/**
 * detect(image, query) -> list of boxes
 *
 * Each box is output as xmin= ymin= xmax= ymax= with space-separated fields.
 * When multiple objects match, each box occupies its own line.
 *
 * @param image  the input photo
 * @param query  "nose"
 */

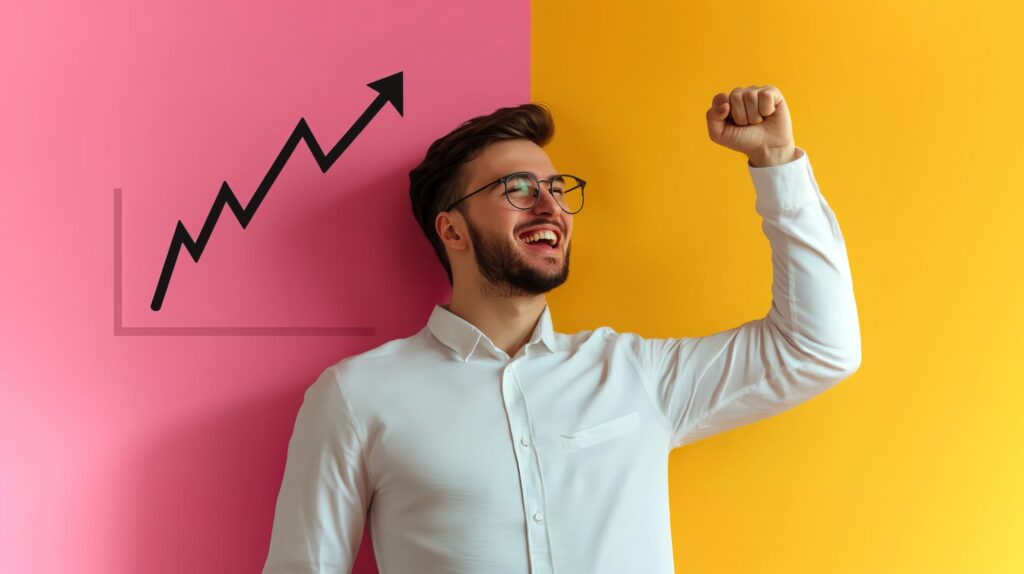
xmin=531 ymin=183 xmax=561 ymax=214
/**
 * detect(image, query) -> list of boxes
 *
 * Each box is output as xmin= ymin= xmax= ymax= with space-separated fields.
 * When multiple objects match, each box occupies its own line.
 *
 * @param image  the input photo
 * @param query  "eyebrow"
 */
xmin=503 ymin=171 xmax=561 ymax=180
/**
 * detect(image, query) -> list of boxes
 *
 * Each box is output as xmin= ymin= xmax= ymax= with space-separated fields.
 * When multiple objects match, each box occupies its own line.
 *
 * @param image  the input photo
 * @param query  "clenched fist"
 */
xmin=706 ymin=85 xmax=797 ymax=167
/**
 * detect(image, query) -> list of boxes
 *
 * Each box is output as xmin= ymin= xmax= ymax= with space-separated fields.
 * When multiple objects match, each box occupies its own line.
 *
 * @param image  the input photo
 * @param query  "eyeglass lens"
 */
xmin=504 ymin=174 xmax=584 ymax=213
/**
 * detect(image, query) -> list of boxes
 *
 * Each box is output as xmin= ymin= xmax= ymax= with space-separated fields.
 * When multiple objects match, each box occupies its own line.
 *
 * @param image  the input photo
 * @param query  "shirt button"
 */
xmin=520 ymin=436 xmax=531 ymax=447
xmin=533 ymin=512 xmax=544 ymax=522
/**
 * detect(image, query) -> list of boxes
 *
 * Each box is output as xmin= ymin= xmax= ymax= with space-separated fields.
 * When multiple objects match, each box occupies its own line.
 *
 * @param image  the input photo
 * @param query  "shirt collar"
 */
xmin=427 ymin=303 xmax=557 ymax=362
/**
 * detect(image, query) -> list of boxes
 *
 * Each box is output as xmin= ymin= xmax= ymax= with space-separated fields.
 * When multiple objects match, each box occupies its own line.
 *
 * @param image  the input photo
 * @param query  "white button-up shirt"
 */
xmin=262 ymin=147 xmax=862 ymax=574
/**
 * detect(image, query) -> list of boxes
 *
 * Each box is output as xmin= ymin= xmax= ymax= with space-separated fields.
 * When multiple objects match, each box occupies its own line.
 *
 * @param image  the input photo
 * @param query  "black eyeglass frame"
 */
xmin=443 ymin=171 xmax=586 ymax=214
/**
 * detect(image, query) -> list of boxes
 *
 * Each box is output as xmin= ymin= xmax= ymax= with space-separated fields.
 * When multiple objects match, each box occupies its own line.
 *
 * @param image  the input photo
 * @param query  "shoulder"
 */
xmin=562 ymin=324 xmax=633 ymax=343
xmin=326 ymin=328 xmax=430 ymax=379
xmin=552 ymin=324 xmax=639 ymax=353
xmin=559 ymin=325 xmax=659 ymax=364
xmin=308 ymin=327 xmax=450 ymax=407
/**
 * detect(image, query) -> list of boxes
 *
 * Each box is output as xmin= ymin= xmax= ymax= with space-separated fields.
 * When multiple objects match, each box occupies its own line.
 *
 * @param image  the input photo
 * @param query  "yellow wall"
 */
xmin=533 ymin=1 xmax=1024 ymax=571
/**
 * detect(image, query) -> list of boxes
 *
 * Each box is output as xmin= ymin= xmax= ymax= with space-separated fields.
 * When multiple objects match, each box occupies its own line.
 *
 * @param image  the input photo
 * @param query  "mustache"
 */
xmin=516 ymin=219 xmax=563 ymax=234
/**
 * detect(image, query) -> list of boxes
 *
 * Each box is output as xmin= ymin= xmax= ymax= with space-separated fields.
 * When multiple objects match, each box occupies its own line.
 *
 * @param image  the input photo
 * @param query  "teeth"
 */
xmin=521 ymin=230 xmax=558 ymax=245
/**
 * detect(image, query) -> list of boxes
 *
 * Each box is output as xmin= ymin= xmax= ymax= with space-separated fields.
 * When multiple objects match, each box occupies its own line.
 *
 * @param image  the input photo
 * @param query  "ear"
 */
xmin=435 ymin=211 xmax=469 ymax=252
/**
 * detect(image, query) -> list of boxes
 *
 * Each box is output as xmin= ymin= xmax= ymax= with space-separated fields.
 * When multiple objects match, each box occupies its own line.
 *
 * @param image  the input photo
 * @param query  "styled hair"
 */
xmin=408 ymin=102 xmax=555 ymax=286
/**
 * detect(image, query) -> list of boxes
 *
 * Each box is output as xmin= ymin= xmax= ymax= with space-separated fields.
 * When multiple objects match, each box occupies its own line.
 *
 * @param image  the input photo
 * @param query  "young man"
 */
xmin=262 ymin=86 xmax=862 ymax=574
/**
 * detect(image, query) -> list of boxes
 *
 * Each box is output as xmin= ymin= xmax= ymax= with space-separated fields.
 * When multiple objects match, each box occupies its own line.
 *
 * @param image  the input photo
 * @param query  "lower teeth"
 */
xmin=522 ymin=239 xmax=556 ymax=249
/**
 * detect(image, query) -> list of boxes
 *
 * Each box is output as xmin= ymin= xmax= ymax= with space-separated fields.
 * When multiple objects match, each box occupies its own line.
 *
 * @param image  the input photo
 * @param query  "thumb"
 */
xmin=707 ymin=94 xmax=730 ymax=137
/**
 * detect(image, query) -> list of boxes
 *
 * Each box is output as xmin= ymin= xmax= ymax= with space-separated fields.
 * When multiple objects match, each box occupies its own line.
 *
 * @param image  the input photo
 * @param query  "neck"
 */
xmin=445 ymin=282 xmax=547 ymax=358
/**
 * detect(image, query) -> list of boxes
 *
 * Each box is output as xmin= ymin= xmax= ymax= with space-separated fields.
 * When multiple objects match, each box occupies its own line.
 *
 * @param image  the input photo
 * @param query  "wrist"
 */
xmin=747 ymin=144 xmax=798 ymax=168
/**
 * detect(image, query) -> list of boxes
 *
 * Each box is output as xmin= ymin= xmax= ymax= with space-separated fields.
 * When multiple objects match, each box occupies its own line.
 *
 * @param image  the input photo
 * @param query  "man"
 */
xmin=262 ymin=86 xmax=862 ymax=574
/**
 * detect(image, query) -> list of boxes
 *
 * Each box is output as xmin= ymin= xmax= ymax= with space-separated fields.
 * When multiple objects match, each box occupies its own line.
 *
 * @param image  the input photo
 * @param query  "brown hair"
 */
xmin=408 ymin=102 xmax=555 ymax=286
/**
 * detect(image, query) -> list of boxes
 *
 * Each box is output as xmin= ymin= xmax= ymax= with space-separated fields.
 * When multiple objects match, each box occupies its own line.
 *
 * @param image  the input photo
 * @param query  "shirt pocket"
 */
xmin=560 ymin=410 xmax=641 ymax=450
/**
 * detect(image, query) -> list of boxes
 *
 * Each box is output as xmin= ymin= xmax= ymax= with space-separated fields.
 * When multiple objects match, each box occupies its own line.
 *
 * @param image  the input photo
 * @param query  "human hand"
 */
xmin=706 ymin=85 xmax=796 ymax=167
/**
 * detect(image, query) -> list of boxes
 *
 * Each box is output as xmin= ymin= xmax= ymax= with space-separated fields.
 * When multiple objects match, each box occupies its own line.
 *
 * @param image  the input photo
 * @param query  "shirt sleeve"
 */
xmin=617 ymin=146 xmax=862 ymax=449
xmin=262 ymin=366 xmax=372 ymax=573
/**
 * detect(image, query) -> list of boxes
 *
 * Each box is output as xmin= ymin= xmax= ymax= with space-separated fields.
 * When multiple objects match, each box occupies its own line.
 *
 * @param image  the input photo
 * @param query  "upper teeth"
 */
xmin=522 ymin=230 xmax=558 ymax=245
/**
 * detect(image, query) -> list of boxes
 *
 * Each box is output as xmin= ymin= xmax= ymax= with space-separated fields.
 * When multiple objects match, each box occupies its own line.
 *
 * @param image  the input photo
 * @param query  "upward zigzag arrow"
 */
xmin=150 ymin=71 xmax=403 ymax=311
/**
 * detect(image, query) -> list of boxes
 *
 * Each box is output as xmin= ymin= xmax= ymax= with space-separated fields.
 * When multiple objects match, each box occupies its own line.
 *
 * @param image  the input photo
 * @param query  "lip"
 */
xmin=521 ymin=240 xmax=562 ymax=255
xmin=518 ymin=234 xmax=562 ymax=255
xmin=516 ymin=225 xmax=562 ymax=245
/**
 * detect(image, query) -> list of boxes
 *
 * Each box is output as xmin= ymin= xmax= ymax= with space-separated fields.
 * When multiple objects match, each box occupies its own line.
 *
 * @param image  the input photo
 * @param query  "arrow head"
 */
xmin=367 ymin=71 xmax=404 ymax=117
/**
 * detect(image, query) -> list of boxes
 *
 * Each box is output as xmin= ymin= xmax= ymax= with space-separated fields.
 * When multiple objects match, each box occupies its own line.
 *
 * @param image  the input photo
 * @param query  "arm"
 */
xmin=620 ymin=144 xmax=861 ymax=448
xmin=262 ymin=367 xmax=371 ymax=573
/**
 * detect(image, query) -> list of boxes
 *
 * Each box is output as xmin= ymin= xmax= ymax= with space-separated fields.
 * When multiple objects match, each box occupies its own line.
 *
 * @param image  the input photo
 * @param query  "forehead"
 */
xmin=466 ymin=139 xmax=559 ymax=183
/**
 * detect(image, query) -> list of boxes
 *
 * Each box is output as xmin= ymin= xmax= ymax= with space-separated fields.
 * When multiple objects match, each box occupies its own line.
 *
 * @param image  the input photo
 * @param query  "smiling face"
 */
xmin=438 ymin=138 xmax=574 ymax=296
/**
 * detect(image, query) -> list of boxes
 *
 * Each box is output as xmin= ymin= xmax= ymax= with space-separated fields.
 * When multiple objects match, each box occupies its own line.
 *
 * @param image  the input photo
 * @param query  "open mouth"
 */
xmin=517 ymin=229 xmax=561 ymax=252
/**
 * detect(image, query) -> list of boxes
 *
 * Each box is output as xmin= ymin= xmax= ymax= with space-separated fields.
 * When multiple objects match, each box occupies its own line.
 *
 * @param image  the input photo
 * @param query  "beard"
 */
xmin=463 ymin=213 xmax=570 ymax=297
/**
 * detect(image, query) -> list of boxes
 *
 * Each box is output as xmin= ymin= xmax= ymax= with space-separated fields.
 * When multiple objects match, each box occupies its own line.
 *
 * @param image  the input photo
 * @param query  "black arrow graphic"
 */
xmin=150 ymin=71 xmax=403 ymax=311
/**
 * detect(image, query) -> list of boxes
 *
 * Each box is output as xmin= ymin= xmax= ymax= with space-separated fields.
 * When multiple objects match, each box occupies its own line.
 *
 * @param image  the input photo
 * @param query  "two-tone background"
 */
xmin=2 ymin=0 xmax=1021 ymax=572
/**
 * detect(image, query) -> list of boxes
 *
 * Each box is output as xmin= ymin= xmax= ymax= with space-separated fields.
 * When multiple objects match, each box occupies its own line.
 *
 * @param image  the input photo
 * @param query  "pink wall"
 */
xmin=0 ymin=1 xmax=529 ymax=572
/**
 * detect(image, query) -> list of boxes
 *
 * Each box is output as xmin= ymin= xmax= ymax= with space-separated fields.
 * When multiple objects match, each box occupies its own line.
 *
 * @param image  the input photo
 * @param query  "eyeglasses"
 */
xmin=444 ymin=171 xmax=586 ymax=214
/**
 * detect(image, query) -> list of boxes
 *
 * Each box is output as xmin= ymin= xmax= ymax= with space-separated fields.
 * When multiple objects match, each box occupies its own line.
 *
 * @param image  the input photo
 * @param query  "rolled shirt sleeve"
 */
xmin=619 ymin=146 xmax=862 ymax=449
xmin=262 ymin=367 xmax=372 ymax=573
